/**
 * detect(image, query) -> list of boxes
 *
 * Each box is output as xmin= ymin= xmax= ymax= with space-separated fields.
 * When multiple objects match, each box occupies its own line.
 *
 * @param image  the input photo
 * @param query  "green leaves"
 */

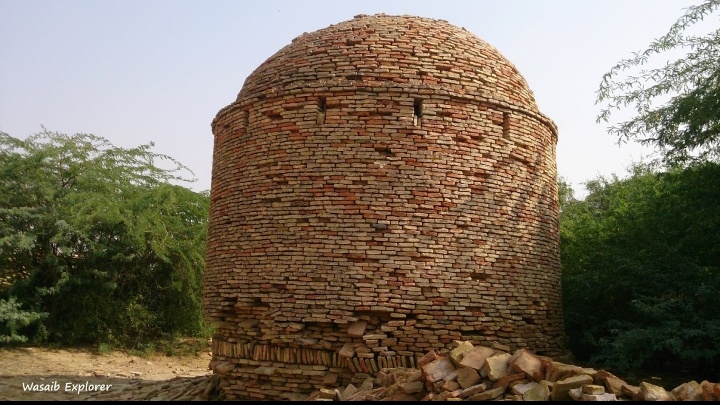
xmin=596 ymin=0 xmax=720 ymax=165
xmin=0 ymin=129 xmax=209 ymax=347
xmin=0 ymin=297 xmax=47 ymax=343
xmin=560 ymin=162 xmax=720 ymax=377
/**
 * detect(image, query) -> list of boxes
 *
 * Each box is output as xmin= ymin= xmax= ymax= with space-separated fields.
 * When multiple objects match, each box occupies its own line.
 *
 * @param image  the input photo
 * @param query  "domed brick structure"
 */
xmin=204 ymin=14 xmax=566 ymax=400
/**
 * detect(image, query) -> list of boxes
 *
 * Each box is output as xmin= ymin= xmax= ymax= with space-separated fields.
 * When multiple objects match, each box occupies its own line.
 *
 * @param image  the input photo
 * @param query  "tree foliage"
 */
xmin=596 ymin=0 xmax=720 ymax=165
xmin=560 ymin=162 xmax=720 ymax=377
xmin=0 ymin=129 xmax=209 ymax=347
xmin=0 ymin=297 xmax=47 ymax=343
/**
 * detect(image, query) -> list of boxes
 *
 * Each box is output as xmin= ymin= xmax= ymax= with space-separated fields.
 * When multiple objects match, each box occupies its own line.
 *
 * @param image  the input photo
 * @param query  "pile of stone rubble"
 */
xmin=307 ymin=341 xmax=720 ymax=401
xmin=81 ymin=340 xmax=719 ymax=401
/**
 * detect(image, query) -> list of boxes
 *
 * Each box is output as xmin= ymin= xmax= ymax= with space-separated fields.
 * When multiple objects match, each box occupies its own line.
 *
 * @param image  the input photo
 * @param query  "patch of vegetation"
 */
xmin=97 ymin=342 xmax=113 ymax=355
xmin=0 ymin=129 xmax=211 ymax=349
xmin=560 ymin=162 xmax=720 ymax=379
xmin=0 ymin=297 xmax=47 ymax=343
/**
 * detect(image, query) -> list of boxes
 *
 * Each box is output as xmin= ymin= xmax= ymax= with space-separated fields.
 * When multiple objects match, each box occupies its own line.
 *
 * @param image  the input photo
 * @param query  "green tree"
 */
xmin=596 ymin=0 xmax=720 ymax=165
xmin=560 ymin=162 xmax=720 ymax=377
xmin=0 ymin=129 xmax=209 ymax=346
xmin=0 ymin=297 xmax=46 ymax=343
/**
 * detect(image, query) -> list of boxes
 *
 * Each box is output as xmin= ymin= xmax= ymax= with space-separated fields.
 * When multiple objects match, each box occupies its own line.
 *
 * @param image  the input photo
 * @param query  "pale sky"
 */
xmin=0 ymin=0 xmax=703 ymax=197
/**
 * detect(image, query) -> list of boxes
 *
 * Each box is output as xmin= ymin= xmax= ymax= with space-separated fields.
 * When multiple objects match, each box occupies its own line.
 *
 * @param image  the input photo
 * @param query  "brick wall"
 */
xmin=204 ymin=14 xmax=566 ymax=400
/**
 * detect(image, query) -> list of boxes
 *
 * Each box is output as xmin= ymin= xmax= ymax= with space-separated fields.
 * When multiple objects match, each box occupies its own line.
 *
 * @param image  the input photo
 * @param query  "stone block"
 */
xmin=545 ymin=361 xmax=596 ymax=382
xmin=338 ymin=342 xmax=355 ymax=358
xmin=322 ymin=372 xmax=338 ymax=385
xmin=581 ymin=393 xmax=618 ymax=401
xmin=422 ymin=357 xmax=456 ymax=383
xmin=341 ymin=384 xmax=357 ymax=400
xmin=459 ymin=382 xmax=489 ymax=398
xmin=400 ymin=380 xmax=425 ymax=394
xmin=670 ymin=380 xmax=702 ymax=401
xmin=459 ymin=346 xmax=495 ymax=371
xmin=408 ymin=369 xmax=423 ymax=383
xmin=442 ymin=369 xmax=459 ymax=383
xmin=568 ymin=386 xmax=584 ymax=400
xmin=443 ymin=380 xmax=460 ymax=392
xmin=417 ymin=350 xmax=439 ymax=368
xmin=482 ymin=352 xmax=511 ymax=381
xmin=211 ymin=361 xmax=234 ymax=373
xmin=491 ymin=372 xmax=526 ymax=390
xmin=449 ymin=340 xmax=474 ymax=366
xmin=362 ymin=333 xmax=387 ymax=340
xmin=491 ymin=342 xmax=511 ymax=352
xmin=375 ymin=371 xmax=390 ymax=387
xmin=639 ymin=381 xmax=673 ymax=401
xmin=467 ymin=386 xmax=505 ymax=401
xmin=255 ymin=366 xmax=276 ymax=375
xmin=523 ymin=382 xmax=550 ymax=401
xmin=359 ymin=376 xmax=374 ymax=392
xmin=456 ymin=366 xmax=481 ymax=389
xmin=511 ymin=381 xmax=537 ymax=396
xmin=551 ymin=374 xmax=593 ymax=401
xmin=583 ymin=384 xmax=606 ymax=395
xmin=508 ymin=349 xmax=543 ymax=381
xmin=600 ymin=375 xmax=628 ymax=396
xmin=621 ymin=383 xmax=641 ymax=400
xmin=593 ymin=369 xmax=619 ymax=386
xmin=701 ymin=380 xmax=720 ymax=401
xmin=318 ymin=388 xmax=337 ymax=399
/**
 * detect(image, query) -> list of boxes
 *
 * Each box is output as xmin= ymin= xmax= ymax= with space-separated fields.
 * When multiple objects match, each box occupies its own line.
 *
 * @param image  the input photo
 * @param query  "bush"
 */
xmin=560 ymin=162 xmax=720 ymax=377
xmin=0 ymin=130 xmax=210 ymax=347
xmin=0 ymin=297 xmax=46 ymax=343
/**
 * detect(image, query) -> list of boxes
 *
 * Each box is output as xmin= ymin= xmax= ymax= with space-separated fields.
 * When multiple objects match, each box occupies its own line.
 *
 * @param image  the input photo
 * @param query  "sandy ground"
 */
xmin=0 ymin=346 xmax=212 ymax=400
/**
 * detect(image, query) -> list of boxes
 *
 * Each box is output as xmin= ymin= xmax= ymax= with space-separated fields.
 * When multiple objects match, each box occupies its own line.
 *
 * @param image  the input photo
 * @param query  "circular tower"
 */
xmin=204 ymin=14 xmax=565 ymax=400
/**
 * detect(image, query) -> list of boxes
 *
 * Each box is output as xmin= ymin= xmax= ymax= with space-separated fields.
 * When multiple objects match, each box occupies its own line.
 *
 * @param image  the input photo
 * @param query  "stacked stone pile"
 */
xmin=73 ymin=340 xmax=718 ymax=401
xmin=307 ymin=341 xmax=720 ymax=401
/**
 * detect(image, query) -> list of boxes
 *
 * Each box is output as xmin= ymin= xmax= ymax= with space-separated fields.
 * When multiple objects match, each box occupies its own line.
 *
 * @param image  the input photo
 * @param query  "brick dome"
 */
xmin=205 ymin=14 xmax=565 ymax=400
xmin=231 ymin=14 xmax=545 ymax=117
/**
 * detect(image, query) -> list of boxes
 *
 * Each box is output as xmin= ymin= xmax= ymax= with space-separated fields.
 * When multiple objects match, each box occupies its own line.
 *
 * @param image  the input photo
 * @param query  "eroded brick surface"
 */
xmin=203 ymin=13 xmax=566 ymax=400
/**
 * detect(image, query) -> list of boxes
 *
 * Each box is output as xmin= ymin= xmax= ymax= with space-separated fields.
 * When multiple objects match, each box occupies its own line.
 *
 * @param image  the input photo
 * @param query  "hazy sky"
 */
xmin=0 ymin=0 xmax=703 ymax=196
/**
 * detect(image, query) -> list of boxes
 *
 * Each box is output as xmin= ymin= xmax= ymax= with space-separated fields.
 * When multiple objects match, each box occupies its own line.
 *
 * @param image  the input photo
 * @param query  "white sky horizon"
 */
xmin=0 ymin=0 xmax=706 ymax=198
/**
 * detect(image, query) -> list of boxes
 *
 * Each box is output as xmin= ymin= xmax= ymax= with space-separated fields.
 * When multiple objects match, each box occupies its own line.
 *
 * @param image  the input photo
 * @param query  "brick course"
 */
xmin=204 ymin=14 xmax=566 ymax=400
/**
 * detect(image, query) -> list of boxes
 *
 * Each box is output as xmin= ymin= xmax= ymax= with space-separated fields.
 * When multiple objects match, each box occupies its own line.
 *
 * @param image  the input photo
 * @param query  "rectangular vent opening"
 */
xmin=470 ymin=271 xmax=490 ymax=281
xmin=413 ymin=98 xmax=423 ymax=127
xmin=241 ymin=109 xmax=249 ymax=128
xmin=317 ymin=96 xmax=327 ymax=124
xmin=502 ymin=111 xmax=511 ymax=139
xmin=374 ymin=145 xmax=394 ymax=157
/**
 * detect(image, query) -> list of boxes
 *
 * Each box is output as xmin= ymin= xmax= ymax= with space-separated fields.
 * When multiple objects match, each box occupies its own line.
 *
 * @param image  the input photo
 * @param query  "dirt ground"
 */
xmin=0 ymin=345 xmax=213 ymax=401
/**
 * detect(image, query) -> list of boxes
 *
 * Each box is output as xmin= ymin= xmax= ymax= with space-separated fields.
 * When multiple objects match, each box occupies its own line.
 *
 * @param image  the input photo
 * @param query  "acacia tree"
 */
xmin=0 ymin=129 xmax=209 ymax=346
xmin=596 ymin=0 xmax=720 ymax=165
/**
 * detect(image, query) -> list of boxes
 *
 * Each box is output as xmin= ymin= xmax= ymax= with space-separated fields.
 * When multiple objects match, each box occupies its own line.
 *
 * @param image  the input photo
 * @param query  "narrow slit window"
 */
xmin=413 ymin=98 xmax=423 ymax=127
xmin=317 ymin=97 xmax=327 ymax=124
xmin=502 ymin=111 xmax=511 ymax=139
xmin=241 ymin=109 xmax=249 ymax=128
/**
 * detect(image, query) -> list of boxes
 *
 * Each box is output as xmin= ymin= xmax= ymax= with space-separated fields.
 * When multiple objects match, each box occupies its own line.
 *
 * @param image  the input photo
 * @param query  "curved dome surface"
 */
xmin=228 ymin=14 xmax=546 ymax=122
